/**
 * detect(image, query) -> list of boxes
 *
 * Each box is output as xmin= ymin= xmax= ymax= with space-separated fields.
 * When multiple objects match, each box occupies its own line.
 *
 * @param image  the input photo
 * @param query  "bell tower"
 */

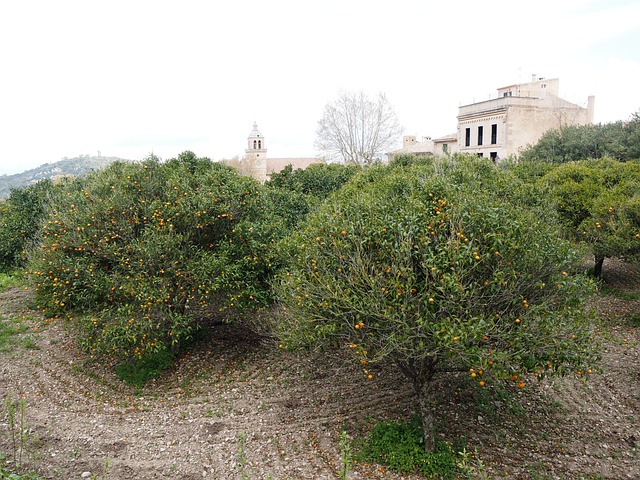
xmin=245 ymin=122 xmax=267 ymax=181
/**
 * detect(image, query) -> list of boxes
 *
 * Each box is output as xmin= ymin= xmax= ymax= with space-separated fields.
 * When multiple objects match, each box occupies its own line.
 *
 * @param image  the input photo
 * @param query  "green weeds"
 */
xmin=115 ymin=348 xmax=175 ymax=388
xmin=0 ymin=273 xmax=22 ymax=293
xmin=0 ymin=320 xmax=29 ymax=354
xmin=90 ymin=458 xmax=111 ymax=480
xmin=0 ymin=464 xmax=44 ymax=479
xmin=456 ymin=447 xmax=489 ymax=479
xmin=338 ymin=428 xmax=352 ymax=480
xmin=2 ymin=395 xmax=29 ymax=467
xmin=1 ymin=394 xmax=40 ymax=477
xmin=600 ymin=283 xmax=640 ymax=301
xmin=355 ymin=417 xmax=457 ymax=478
xmin=236 ymin=432 xmax=249 ymax=480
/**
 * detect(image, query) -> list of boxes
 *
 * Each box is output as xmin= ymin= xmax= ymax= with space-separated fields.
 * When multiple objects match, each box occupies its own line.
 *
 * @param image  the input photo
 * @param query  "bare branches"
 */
xmin=315 ymin=90 xmax=403 ymax=165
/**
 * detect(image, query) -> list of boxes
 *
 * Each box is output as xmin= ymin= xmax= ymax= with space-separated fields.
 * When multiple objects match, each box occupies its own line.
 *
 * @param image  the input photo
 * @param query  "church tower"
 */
xmin=245 ymin=122 xmax=267 ymax=182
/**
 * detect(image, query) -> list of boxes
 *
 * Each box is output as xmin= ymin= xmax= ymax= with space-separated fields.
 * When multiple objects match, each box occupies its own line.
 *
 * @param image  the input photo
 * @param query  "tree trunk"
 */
xmin=397 ymin=359 xmax=438 ymax=452
xmin=414 ymin=379 xmax=435 ymax=452
xmin=593 ymin=255 xmax=605 ymax=278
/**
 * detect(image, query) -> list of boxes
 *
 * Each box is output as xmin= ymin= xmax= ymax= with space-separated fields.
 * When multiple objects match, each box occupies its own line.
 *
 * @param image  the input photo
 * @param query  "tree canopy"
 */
xmin=0 ymin=179 xmax=54 ymax=272
xmin=26 ymin=153 xmax=284 ymax=362
xmin=276 ymin=156 xmax=598 ymax=451
xmin=519 ymin=111 xmax=640 ymax=164
xmin=542 ymin=158 xmax=640 ymax=276
xmin=314 ymin=90 xmax=403 ymax=164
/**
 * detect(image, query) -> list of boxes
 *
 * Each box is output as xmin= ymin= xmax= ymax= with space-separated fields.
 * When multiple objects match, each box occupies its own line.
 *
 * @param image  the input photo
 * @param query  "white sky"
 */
xmin=1 ymin=0 xmax=639 ymax=176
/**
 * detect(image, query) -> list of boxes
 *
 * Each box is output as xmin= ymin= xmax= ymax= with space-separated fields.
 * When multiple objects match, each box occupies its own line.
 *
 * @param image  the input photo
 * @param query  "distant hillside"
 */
xmin=0 ymin=155 xmax=132 ymax=199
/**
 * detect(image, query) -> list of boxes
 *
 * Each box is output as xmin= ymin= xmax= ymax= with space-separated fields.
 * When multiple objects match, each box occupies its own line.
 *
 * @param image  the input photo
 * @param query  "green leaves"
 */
xmin=25 ymin=153 xmax=287 ymax=362
xmin=0 ymin=179 xmax=54 ymax=272
xmin=357 ymin=417 xmax=457 ymax=477
xmin=519 ymin=115 xmax=640 ymax=164
xmin=542 ymin=158 xmax=640 ymax=273
xmin=276 ymin=156 xmax=598 ymax=387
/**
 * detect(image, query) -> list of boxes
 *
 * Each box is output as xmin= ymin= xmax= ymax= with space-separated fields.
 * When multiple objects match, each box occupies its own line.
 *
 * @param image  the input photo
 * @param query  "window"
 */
xmin=490 ymin=152 xmax=498 ymax=161
xmin=491 ymin=124 xmax=497 ymax=144
xmin=477 ymin=126 xmax=483 ymax=146
xmin=253 ymin=140 xmax=257 ymax=149
xmin=465 ymin=128 xmax=470 ymax=147
xmin=477 ymin=153 xmax=483 ymax=158
xmin=443 ymin=144 xmax=449 ymax=154
xmin=258 ymin=140 xmax=262 ymax=149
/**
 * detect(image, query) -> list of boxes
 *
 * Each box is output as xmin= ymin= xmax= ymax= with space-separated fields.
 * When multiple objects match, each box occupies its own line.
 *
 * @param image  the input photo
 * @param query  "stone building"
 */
xmin=391 ymin=77 xmax=594 ymax=162
xmin=243 ymin=122 xmax=324 ymax=182
xmin=432 ymin=133 xmax=457 ymax=156
xmin=387 ymin=135 xmax=435 ymax=162
xmin=456 ymin=76 xmax=594 ymax=160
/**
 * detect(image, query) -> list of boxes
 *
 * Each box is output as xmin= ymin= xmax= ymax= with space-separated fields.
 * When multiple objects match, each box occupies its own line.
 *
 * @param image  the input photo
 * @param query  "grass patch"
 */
xmin=0 ymin=272 xmax=22 ymax=293
xmin=115 ymin=348 xmax=175 ymax=388
xmin=355 ymin=417 xmax=458 ymax=478
xmin=599 ymin=283 xmax=640 ymax=301
xmin=20 ymin=337 xmax=40 ymax=351
xmin=0 ymin=319 xmax=29 ymax=353
xmin=631 ymin=315 xmax=640 ymax=328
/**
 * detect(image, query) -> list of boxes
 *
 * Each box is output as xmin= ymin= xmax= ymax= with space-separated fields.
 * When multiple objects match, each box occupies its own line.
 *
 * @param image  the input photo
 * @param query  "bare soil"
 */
xmin=1 ymin=258 xmax=639 ymax=479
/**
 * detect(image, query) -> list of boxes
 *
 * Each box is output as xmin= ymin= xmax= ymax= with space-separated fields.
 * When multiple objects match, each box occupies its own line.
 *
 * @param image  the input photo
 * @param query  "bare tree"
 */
xmin=315 ymin=90 xmax=403 ymax=164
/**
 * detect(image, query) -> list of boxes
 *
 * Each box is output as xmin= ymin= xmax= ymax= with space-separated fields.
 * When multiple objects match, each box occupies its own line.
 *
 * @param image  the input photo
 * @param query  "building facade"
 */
xmin=243 ymin=123 xmax=324 ymax=182
xmin=456 ymin=77 xmax=594 ymax=160
xmin=432 ymin=133 xmax=457 ymax=156
xmin=391 ymin=77 xmax=594 ymax=162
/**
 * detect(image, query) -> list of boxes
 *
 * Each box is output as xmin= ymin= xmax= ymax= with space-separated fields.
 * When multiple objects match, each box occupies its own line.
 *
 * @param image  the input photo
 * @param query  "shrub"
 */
xmin=262 ymin=187 xmax=317 ymax=231
xmin=0 ymin=180 xmax=54 ymax=273
xmin=519 ymin=113 xmax=640 ymax=164
xmin=264 ymin=162 xmax=362 ymax=235
xmin=542 ymin=158 xmax=640 ymax=276
xmin=276 ymin=156 xmax=598 ymax=451
xmin=268 ymin=163 xmax=360 ymax=200
xmin=26 ymin=153 xmax=282 ymax=362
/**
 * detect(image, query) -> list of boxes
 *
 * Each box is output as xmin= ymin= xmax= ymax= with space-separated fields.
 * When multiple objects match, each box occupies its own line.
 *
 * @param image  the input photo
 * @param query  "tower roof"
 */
xmin=248 ymin=122 xmax=262 ymax=139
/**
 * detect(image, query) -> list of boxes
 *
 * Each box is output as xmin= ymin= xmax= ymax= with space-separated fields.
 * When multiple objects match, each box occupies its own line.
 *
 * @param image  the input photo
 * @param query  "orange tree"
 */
xmin=265 ymin=163 xmax=362 ymax=232
xmin=268 ymin=163 xmax=361 ymax=200
xmin=0 ymin=179 xmax=54 ymax=273
xmin=26 ymin=152 xmax=283 ymax=362
xmin=542 ymin=158 xmax=640 ymax=276
xmin=519 ymin=112 xmax=640 ymax=163
xmin=275 ymin=156 xmax=598 ymax=451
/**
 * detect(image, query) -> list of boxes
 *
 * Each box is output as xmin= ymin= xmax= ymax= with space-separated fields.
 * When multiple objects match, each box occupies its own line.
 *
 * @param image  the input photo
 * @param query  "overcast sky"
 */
xmin=1 ymin=0 xmax=639 ymax=176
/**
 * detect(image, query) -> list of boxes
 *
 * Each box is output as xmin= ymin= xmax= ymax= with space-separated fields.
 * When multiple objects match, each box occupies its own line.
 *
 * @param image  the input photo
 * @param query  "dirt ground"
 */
xmin=1 ymin=258 xmax=639 ymax=479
